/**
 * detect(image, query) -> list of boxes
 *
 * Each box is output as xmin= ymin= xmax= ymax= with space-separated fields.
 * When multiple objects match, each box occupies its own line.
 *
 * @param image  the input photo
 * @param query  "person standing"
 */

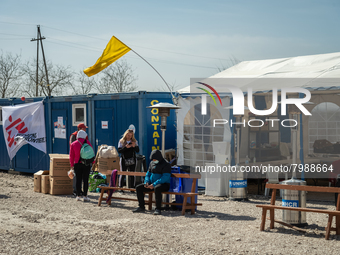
xmin=69 ymin=130 xmax=94 ymax=202
xmin=69 ymin=123 xmax=88 ymax=196
xmin=118 ymin=129 xmax=139 ymax=189
xmin=69 ymin=123 xmax=88 ymax=146
xmin=133 ymin=150 xmax=171 ymax=215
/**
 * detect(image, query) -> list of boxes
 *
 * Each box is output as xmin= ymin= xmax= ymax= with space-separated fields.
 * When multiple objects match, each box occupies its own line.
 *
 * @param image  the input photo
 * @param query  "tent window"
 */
xmin=308 ymin=102 xmax=340 ymax=154
xmin=72 ymin=104 xmax=86 ymax=126
xmin=183 ymin=103 xmax=223 ymax=166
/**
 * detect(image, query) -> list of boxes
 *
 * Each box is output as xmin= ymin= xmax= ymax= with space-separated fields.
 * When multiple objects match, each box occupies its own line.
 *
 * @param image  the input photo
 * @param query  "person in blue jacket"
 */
xmin=133 ymin=149 xmax=171 ymax=215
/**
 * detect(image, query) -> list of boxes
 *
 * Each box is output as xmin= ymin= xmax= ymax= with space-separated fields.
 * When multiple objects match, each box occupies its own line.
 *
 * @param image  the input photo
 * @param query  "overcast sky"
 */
xmin=1 ymin=0 xmax=339 ymax=93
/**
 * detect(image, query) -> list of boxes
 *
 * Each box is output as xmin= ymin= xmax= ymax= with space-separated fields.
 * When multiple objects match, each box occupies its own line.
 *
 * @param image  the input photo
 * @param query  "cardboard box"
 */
xmin=49 ymin=154 xmax=70 ymax=177
xmin=97 ymin=157 xmax=120 ymax=174
xmin=34 ymin=170 xmax=49 ymax=192
xmin=50 ymin=176 xmax=73 ymax=195
xmin=41 ymin=175 xmax=50 ymax=194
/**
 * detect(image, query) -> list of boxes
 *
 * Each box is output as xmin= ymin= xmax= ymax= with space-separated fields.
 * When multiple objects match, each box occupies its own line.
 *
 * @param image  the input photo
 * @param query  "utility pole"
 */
xmin=31 ymin=25 xmax=50 ymax=97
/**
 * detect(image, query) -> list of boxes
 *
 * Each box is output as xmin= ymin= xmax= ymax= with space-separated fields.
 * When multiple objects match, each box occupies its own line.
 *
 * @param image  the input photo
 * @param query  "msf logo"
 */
xmin=200 ymin=84 xmax=312 ymax=116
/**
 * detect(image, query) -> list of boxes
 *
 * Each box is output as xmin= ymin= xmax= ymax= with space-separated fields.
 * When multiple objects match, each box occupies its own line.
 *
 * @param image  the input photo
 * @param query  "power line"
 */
xmin=40 ymin=25 xmax=235 ymax=62
xmin=0 ymin=22 xmax=227 ymax=69
xmin=1 ymin=21 xmax=235 ymax=62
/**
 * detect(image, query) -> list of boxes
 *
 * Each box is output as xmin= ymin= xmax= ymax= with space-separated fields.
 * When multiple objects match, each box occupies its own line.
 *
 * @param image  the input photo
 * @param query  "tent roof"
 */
xmin=178 ymin=52 xmax=340 ymax=94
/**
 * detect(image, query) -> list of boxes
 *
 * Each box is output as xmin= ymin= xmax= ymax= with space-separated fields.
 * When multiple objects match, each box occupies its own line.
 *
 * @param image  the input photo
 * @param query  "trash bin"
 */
xmin=229 ymin=165 xmax=247 ymax=200
xmin=173 ymin=166 xmax=198 ymax=210
xmin=281 ymin=178 xmax=307 ymax=227
xmin=134 ymin=155 xmax=146 ymax=186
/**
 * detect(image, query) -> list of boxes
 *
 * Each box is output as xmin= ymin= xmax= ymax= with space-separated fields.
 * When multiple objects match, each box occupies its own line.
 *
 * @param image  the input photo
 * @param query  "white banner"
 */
xmin=2 ymin=101 xmax=46 ymax=160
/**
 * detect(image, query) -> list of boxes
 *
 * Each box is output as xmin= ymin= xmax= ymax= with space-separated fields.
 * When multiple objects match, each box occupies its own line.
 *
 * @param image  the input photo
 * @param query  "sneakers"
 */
xmin=132 ymin=207 xmax=145 ymax=213
xmin=83 ymin=196 xmax=90 ymax=202
xmin=76 ymin=196 xmax=82 ymax=201
xmin=153 ymin=209 xmax=161 ymax=215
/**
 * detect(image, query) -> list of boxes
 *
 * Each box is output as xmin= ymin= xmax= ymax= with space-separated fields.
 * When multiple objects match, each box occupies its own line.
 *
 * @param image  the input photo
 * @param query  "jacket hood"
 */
xmin=150 ymin=150 xmax=164 ymax=162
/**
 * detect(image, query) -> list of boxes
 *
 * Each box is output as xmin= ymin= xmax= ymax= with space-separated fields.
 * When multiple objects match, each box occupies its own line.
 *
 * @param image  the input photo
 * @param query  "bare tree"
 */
xmin=0 ymin=51 xmax=23 ymax=98
xmin=68 ymin=70 xmax=97 ymax=95
xmin=22 ymin=59 xmax=74 ymax=97
xmin=157 ymin=80 xmax=182 ymax=92
xmin=216 ymin=56 xmax=241 ymax=72
xmin=96 ymin=60 xmax=138 ymax=93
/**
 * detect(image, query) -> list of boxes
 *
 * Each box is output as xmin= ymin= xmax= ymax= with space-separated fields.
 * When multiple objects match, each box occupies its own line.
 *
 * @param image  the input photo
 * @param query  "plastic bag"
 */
xmin=99 ymin=146 xmax=118 ymax=158
xmin=88 ymin=171 xmax=106 ymax=192
xmin=68 ymin=169 xmax=75 ymax=179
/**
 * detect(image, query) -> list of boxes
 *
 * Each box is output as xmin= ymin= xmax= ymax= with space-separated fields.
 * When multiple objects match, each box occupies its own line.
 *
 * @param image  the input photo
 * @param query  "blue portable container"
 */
xmin=173 ymin=166 xmax=198 ymax=210
xmin=170 ymin=166 xmax=181 ymax=192
xmin=0 ymin=91 xmax=177 ymax=173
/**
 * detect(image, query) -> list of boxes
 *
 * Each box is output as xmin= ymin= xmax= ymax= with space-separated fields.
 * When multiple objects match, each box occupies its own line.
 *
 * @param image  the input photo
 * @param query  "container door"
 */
xmin=15 ymin=144 xmax=29 ymax=171
xmin=95 ymin=108 xmax=114 ymax=149
xmin=52 ymin=109 xmax=68 ymax=154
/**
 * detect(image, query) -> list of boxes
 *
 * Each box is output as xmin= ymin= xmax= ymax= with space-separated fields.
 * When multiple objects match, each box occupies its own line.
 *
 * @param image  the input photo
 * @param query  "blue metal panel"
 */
xmin=114 ymin=98 xmax=139 ymax=149
xmin=95 ymin=108 xmax=114 ymax=147
xmin=143 ymin=92 xmax=177 ymax=166
xmin=0 ymin=125 xmax=10 ymax=170
xmin=15 ymin=144 xmax=30 ymax=170
xmin=0 ymin=92 xmax=177 ymax=173
xmin=51 ymin=109 xmax=68 ymax=153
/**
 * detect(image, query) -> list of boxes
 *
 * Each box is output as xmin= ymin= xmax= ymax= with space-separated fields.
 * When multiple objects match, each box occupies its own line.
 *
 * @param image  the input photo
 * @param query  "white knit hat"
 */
xmin=77 ymin=130 xmax=87 ymax=139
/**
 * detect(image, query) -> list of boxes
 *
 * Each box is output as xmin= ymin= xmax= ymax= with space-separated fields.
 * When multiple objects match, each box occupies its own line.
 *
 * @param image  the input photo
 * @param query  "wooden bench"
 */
xmin=97 ymin=171 xmax=202 ymax=215
xmin=256 ymin=183 xmax=340 ymax=240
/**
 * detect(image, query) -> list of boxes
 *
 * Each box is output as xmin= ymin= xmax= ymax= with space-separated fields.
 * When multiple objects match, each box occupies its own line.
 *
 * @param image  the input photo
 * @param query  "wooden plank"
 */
xmin=116 ymin=171 xmax=201 ymax=179
xmin=116 ymin=172 xmax=146 ymax=177
xmin=256 ymin=205 xmax=340 ymax=215
xmin=325 ymin=215 xmax=333 ymax=240
xmin=270 ymin=209 xmax=275 ymax=229
xmin=266 ymin=183 xmax=340 ymax=193
xmin=266 ymin=217 xmax=307 ymax=233
xmin=270 ymin=189 xmax=276 ymax=205
xmin=260 ymin=209 xmax=267 ymax=231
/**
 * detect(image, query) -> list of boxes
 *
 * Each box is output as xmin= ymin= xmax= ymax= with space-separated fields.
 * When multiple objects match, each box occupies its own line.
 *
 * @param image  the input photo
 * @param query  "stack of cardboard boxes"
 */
xmin=49 ymin=154 xmax=73 ymax=195
xmin=34 ymin=151 xmax=120 ymax=194
xmin=34 ymin=170 xmax=50 ymax=193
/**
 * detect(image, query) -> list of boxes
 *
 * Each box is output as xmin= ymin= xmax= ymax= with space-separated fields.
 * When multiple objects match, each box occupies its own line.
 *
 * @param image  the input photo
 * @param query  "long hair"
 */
xmin=119 ymin=129 xmax=137 ymax=145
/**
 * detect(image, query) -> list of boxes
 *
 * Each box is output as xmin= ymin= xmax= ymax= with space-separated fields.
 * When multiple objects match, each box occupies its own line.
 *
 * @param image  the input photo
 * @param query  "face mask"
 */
xmin=153 ymin=160 xmax=159 ymax=164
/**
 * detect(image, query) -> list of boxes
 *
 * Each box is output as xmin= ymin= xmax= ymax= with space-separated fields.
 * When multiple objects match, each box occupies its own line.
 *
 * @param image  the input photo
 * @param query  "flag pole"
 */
xmin=114 ymin=37 xmax=178 ymax=105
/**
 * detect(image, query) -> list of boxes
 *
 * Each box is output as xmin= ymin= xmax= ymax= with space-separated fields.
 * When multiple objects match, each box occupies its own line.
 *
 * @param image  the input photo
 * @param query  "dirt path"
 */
xmin=1 ymin=171 xmax=340 ymax=254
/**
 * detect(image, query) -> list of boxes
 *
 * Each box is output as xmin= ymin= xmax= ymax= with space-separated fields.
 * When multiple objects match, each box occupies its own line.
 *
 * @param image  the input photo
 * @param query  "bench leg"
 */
xmin=336 ymin=216 xmax=340 ymax=235
xmin=182 ymin=195 xmax=188 ymax=216
xmin=326 ymin=215 xmax=333 ymax=240
xmin=148 ymin=193 xmax=153 ymax=211
xmin=260 ymin=209 xmax=267 ymax=231
xmin=98 ymin=189 xmax=105 ymax=206
xmin=191 ymin=195 xmax=195 ymax=215
xmin=108 ymin=194 xmax=112 ymax=206
xmin=270 ymin=209 xmax=275 ymax=229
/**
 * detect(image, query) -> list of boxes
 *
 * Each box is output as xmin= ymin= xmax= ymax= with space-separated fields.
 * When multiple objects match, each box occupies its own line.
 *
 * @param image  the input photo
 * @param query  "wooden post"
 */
xmin=260 ymin=209 xmax=267 ymax=231
xmin=326 ymin=215 xmax=333 ymax=240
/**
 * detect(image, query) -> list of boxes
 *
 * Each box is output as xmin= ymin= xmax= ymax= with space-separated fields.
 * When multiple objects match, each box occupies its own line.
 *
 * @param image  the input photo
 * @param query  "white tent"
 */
xmin=178 ymin=52 xmax=340 ymax=93
xmin=176 ymin=52 xmax=340 ymax=193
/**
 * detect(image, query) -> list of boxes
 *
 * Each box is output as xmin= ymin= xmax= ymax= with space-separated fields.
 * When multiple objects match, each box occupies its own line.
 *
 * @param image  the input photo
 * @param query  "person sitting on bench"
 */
xmin=133 ymin=149 xmax=171 ymax=215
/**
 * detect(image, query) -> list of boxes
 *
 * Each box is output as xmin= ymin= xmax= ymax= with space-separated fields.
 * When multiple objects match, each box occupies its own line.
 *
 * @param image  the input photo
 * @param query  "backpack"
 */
xmin=78 ymin=140 xmax=95 ymax=165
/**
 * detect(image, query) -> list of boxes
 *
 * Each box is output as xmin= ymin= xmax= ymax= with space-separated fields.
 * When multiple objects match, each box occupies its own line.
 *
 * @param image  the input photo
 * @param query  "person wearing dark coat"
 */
xmin=133 ymin=150 xmax=171 ymax=215
xmin=118 ymin=129 xmax=139 ymax=188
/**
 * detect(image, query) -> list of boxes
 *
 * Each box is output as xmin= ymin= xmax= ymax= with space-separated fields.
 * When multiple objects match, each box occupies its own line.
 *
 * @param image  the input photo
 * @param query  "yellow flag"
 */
xmin=84 ymin=36 xmax=131 ymax=77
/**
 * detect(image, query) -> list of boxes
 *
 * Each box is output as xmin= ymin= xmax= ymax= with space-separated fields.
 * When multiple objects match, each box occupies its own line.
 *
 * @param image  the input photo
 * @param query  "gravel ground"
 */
xmin=1 ymin=171 xmax=340 ymax=255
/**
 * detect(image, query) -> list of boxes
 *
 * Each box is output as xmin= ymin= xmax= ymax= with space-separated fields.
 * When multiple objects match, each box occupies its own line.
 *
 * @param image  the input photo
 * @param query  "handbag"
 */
xmin=124 ymin=157 xmax=135 ymax=166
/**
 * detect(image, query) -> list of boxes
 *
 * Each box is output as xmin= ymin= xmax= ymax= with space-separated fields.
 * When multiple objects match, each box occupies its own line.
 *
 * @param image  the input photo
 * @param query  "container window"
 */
xmin=72 ymin=104 xmax=86 ymax=126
